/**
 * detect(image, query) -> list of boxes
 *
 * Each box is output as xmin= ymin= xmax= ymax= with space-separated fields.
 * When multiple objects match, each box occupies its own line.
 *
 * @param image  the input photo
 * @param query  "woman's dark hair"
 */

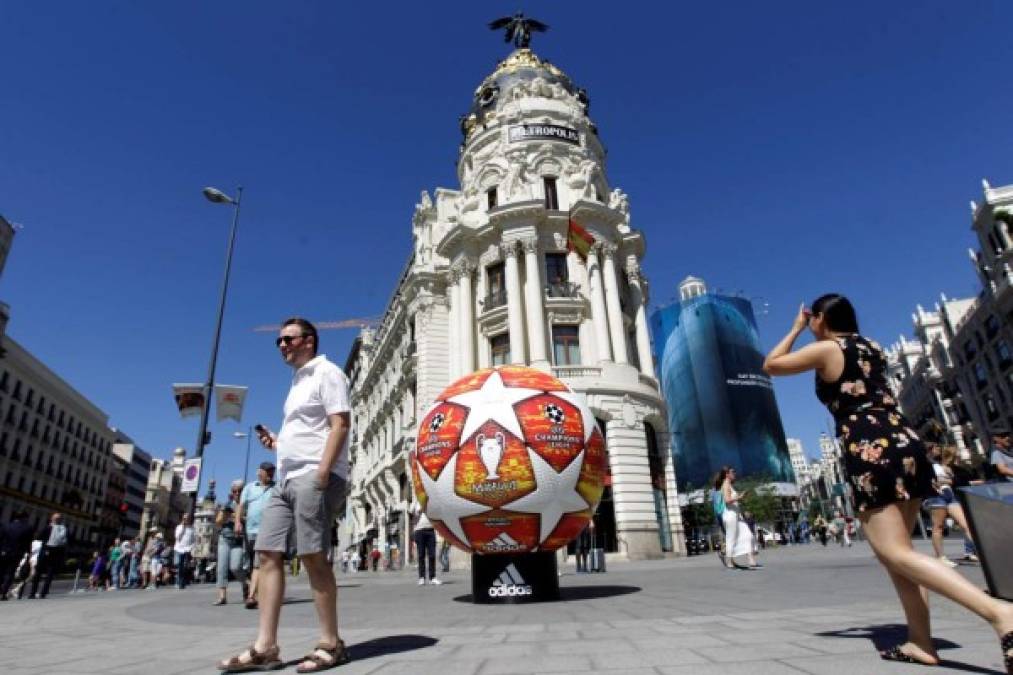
xmin=712 ymin=465 xmax=734 ymax=491
xmin=282 ymin=316 xmax=319 ymax=355
xmin=810 ymin=294 xmax=859 ymax=333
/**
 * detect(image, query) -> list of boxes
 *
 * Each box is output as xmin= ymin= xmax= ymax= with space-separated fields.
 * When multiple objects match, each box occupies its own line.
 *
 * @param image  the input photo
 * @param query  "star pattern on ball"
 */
xmin=415 ymin=453 xmax=488 ymax=544
xmin=429 ymin=413 xmax=445 ymax=432
xmin=502 ymin=448 xmax=588 ymax=544
xmin=447 ymin=370 xmax=542 ymax=443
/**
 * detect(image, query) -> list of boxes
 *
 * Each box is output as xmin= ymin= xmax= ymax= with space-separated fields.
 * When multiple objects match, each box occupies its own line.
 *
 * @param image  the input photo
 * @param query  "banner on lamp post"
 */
xmin=172 ymin=384 xmax=205 ymax=418
xmin=181 ymin=458 xmax=202 ymax=493
xmin=215 ymin=385 xmax=248 ymax=422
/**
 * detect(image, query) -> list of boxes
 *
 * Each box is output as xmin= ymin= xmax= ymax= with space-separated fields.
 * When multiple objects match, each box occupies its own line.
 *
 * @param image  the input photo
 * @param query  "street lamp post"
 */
xmin=191 ymin=186 xmax=243 ymax=515
xmin=234 ymin=428 xmax=252 ymax=485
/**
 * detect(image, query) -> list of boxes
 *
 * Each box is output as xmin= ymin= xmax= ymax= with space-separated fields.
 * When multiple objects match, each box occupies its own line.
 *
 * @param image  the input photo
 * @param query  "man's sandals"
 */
xmin=296 ymin=640 xmax=350 ymax=673
xmin=217 ymin=645 xmax=283 ymax=673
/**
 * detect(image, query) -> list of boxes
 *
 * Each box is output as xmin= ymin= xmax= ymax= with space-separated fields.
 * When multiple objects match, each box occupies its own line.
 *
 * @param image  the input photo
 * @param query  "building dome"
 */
xmin=460 ymin=48 xmax=590 ymax=142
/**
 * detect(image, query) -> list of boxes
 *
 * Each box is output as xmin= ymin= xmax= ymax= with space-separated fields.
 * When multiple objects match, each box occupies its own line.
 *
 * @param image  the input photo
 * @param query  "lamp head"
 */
xmin=203 ymin=187 xmax=234 ymax=204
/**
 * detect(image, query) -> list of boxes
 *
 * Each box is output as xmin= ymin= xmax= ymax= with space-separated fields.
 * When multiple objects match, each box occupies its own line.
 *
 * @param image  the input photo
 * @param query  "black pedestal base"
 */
xmin=471 ymin=551 xmax=559 ymax=604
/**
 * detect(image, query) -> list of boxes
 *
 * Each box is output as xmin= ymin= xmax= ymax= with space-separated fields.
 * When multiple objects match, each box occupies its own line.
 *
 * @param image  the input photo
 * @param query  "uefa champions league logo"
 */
xmin=476 ymin=432 xmax=505 ymax=480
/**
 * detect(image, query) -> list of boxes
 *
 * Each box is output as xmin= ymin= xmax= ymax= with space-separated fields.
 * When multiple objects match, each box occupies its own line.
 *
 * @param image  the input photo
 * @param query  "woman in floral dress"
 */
xmin=764 ymin=293 xmax=1012 ymax=671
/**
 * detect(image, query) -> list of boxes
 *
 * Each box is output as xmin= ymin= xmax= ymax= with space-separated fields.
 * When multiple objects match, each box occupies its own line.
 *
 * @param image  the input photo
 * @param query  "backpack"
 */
xmin=711 ymin=489 xmax=726 ymax=518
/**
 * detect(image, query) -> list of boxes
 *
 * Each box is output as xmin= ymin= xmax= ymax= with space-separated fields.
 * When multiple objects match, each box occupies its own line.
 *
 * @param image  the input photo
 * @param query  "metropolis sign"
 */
xmin=508 ymin=124 xmax=580 ymax=145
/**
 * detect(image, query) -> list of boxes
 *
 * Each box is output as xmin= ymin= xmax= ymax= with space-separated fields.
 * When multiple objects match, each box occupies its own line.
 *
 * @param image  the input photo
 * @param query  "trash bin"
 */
xmin=957 ymin=482 xmax=1013 ymax=601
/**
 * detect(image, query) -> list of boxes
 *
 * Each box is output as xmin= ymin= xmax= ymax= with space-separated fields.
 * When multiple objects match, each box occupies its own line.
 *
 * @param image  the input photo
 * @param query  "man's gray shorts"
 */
xmin=255 ymin=472 xmax=346 ymax=557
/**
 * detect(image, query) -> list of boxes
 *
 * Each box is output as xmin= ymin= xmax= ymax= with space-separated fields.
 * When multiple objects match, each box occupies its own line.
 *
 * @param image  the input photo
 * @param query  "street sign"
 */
xmin=181 ymin=458 xmax=201 ymax=493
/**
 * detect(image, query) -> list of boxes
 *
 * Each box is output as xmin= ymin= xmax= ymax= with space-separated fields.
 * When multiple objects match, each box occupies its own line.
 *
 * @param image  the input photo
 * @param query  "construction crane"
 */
xmin=252 ymin=316 xmax=381 ymax=333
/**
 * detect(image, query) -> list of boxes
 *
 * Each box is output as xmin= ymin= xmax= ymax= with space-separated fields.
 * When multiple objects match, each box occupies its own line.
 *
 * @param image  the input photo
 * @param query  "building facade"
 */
xmin=112 ymin=432 xmax=152 ymax=539
xmin=343 ymin=45 xmax=684 ymax=561
xmin=651 ymin=277 xmax=794 ymax=492
xmin=886 ymin=179 xmax=1013 ymax=456
xmin=786 ymin=438 xmax=811 ymax=488
xmin=0 ymin=335 xmax=116 ymax=552
xmin=0 ymin=215 xmax=15 ymax=345
xmin=138 ymin=447 xmax=188 ymax=540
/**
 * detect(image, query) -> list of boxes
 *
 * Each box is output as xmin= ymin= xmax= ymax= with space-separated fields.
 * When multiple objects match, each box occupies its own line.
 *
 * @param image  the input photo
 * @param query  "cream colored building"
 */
xmin=343 ymin=45 xmax=684 ymax=562
xmin=0 ymin=335 xmax=116 ymax=549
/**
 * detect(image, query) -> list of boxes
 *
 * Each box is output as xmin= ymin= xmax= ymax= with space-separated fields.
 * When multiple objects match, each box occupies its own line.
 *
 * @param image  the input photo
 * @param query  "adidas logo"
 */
xmin=484 ymin=532 xmax=523 ymax=553
xmin=488 ymin=563 xmax=533 ymax=597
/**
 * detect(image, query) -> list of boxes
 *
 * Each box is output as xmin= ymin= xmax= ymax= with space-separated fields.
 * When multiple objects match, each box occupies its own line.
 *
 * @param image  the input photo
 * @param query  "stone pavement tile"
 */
xmin=369 ymin=658 xmax=486 ymax=675
xmin=672 ymin=615 xmax=732 ymax=625
xmin=722 ymin=629 xmax=815 ymax=645
xmin=457 ymin=644 xmax=536 ymax=659
xmin=547 ymin=638 xmax=636 ymax=655
xmin=649 ymin=622 xmax=721 ymax=636
xmin=592 ymin=647 xmax=709 ymax=669
xmin=690 ymin=643 xmax=820 ymax=663
xmin=579 ymin=627 xmax=661 ymax=640
xmin=718 ymin=620 xmax=801 ymax=632
xmin=439 ymin=632 xmax=508 ymax=645
xmin=479 ymin=654 xmax=593 ymax=674
xmin=505 ymin=631 xmax=581 ymax=643
xmin=630 ymin=635 xmax=728 ymax=650
xmin=728 ymin=610 xmax=798 ymax=621
xmin=486 ymin=623 xmax=547 ymax=634
xmin=657 ymin=663 xmax=808 ymax=674
xmin=552 ymin=669 xmax=660 ymax=675
xmin=788 ymin=636 xmax=880 ymax=655
xmin=781 ymin=653 xmax=929 ymax=674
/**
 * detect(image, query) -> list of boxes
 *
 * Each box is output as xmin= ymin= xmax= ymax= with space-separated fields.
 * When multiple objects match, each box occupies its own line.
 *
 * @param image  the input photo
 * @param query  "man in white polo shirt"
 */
xmin=218 ymin=317 xmax=351 ymax=673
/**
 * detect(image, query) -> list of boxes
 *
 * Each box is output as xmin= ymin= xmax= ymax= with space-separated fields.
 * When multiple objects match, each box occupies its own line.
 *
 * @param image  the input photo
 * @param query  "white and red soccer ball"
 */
xmin=411 ymin=366 xmax=607 ymax=555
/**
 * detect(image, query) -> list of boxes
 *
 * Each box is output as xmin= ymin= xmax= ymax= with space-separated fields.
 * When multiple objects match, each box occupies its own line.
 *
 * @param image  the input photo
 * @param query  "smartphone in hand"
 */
xmin=255 ymin=424 xmax=274 ymax=449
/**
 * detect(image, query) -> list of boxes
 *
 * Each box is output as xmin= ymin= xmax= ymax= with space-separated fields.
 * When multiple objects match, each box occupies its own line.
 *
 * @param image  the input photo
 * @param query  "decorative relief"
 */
xmin=521 ymin=237 xmax=540 ymax=255
xmin=500 ymin=240 xmax=520 ymax=258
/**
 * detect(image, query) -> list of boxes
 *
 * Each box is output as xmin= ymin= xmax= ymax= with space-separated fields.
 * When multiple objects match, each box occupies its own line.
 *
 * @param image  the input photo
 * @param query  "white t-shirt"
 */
xmin=173 ymin=525 xmax=194 ymax=554
xmin=276 ymin=354 xmax=351 ymax=482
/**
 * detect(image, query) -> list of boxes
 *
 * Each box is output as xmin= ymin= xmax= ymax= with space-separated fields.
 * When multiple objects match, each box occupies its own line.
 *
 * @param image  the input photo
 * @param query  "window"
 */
xmin=486 ymin=187 xmax=498 ymax=210
xmin=975 ymin=362 xmax=988 ymax=389
xmin=543 ymin=177 xmax=559 ymax=210
xmin=986 ymin=314 xmax=1001 ymax=339
xmin=964 ymin=340 xmax=977 ymax=360
xmin=25 ymin=388 xmax=34 ymax=407
xmin=552 ymin=326 xmax=581 ymax=365
xmin=491 ymin=334 xmax=511 ymax=366
xmin=545 ymin=253 xmax=568 ymax=286
xmin=998 ymin=340 xmax=1012 ymax=370
xmin=11 ymin=380 xmax=21 ymax=400
xmin=0 ymin=371 xmax=7 ymax=392
xmin=485 ymin=263 xmax=506 ymax=309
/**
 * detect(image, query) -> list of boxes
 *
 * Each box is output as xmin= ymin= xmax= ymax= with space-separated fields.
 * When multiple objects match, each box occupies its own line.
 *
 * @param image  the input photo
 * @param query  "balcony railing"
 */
xmin=552 ymin=365 xmax=602 ymax=379
xmin=545 ymin=281 xmax=580 ymax=299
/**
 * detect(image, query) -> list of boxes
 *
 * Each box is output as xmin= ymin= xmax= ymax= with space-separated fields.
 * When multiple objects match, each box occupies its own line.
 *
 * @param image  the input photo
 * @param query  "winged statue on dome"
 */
xmin=488 ymin=13 xmax=549 ymax=49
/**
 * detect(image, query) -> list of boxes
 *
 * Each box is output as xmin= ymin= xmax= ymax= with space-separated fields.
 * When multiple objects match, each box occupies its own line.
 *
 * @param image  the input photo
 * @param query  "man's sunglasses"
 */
xmin=275 ymin=334 xmax=310 ymax=347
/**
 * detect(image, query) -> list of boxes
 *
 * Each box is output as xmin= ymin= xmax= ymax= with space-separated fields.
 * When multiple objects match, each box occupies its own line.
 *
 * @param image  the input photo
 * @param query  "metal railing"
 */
xmin=482 ymin=288 xmax=507 ymax=309
xmin=545 ymin=281 xmax=580 ymax=299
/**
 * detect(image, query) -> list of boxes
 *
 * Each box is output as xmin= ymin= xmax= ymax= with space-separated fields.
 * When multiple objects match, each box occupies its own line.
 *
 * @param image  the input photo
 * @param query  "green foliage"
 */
xmin=808 ymin=501 xmax=826 ymax=519
xmin=737 ymin=483 xmax=780 ymax=525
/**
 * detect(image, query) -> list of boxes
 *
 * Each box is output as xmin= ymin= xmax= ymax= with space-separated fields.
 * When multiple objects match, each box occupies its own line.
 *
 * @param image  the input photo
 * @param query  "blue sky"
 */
xmin=2 ymin=2 xmax=1012 ymax=493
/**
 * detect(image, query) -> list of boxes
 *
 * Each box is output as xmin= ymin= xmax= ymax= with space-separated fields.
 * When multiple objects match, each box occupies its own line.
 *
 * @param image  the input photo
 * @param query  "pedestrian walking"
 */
xmin=30 ymin=512 xmax=70 ymax=598
xmin=213 ymin=484 xmax=248 ymax=606
xmin=126 ymin=538 xmax=141 ymax=588
xmin=832 ymin=511 xmax=850 ymax=547
xmin=575 ymin=521 xmax=593 ymax=573
xmin=713 ymin=467 xmax=759 ymax=569
xmin=174 ymin=514 xmax=195 ymax=589
xmin=237 ymin=461 xmax=276 ymax=609
xmin=411 ymin=501 xmax=441 ymax=585
xmin=218 ymin=317 xmax=352 ymax=672
xmin=763 ymin=294 xmax=1013 ymax=668
xmin=923 ymin=445 xmax=976 ymax=568
xmin=0 ymin=510 xmax=33 ymax=600
xmin=108 ymin=537 xmax=123 ymax=589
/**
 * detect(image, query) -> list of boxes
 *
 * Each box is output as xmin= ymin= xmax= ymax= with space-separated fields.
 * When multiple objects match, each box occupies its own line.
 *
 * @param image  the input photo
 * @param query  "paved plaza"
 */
xmin=0 ymin=539 xmax=1005 ymax=674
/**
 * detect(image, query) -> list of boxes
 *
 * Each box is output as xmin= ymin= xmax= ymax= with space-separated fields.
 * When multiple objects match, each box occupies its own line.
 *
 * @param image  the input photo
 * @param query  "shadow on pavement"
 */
xmin=451 ymin=585 xmax=641 ymax=603
xmin=815 ymin=624 xmax=1000 ymax=674
xmin=347 ymin=635 xmax=439 ymax=661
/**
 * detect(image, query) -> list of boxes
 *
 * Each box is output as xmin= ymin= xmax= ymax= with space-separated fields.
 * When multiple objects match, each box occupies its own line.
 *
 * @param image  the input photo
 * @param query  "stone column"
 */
xmin=588 ymin=245 xmax=613 ymax=363
xmin=476 ymin=265 xmax=491 ymax=369
xmin=447 ymin=269 xmax=460 ymax=380
xmin=568 ymin=251 xmax=596 ymax=364
xmin=522 ymin=238 xmax=549 ymax=368
xmin=601 ymin=243 xmax=628 ymax=365
xmin=606 ymin=417 xmax=662 ymax=560
xmin=459 ymin=261 xmax=476 ymax=374
xmin=503 ymin=242 xmax=527 ymax=364
xmin=627 ymin=267 xmax=655 ymax=376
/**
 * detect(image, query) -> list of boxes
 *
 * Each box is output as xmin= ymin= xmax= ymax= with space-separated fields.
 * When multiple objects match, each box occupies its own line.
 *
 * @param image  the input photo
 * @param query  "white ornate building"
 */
xmin=342 ymin=45 xmax=684 ymax=561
